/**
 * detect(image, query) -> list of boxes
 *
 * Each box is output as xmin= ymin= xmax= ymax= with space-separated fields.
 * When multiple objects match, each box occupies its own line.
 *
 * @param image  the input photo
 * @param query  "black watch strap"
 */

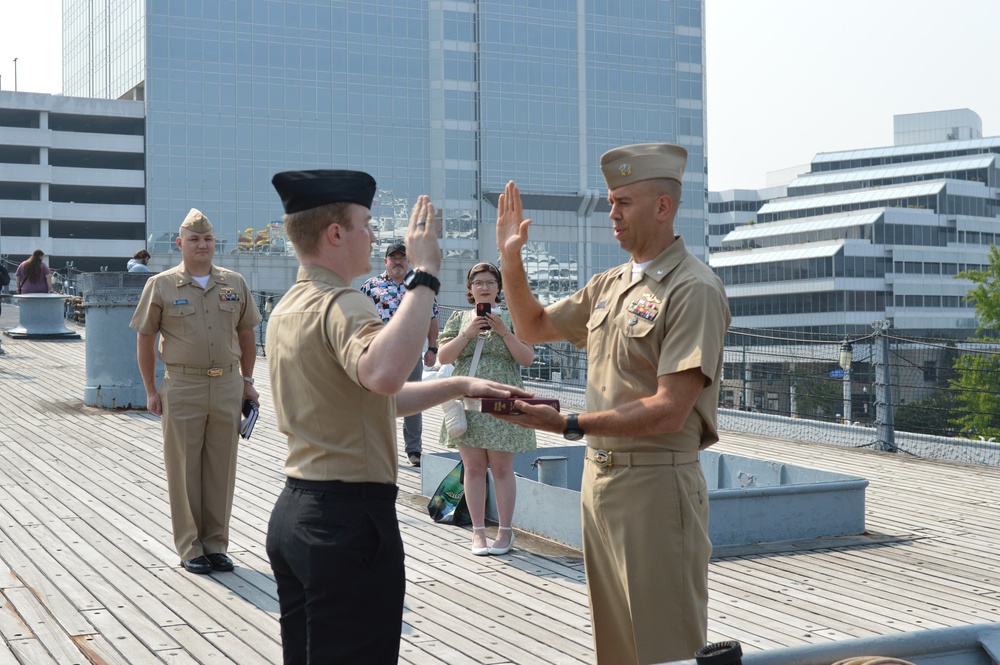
xmin=563 ymin=413 xmax=584 ymax=440
xmin=405 ymin=269 xmax=441 ymax=295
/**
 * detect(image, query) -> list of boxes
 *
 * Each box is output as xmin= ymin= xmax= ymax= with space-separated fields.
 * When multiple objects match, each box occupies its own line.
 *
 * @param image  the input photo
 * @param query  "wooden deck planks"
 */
xmin=5 ymin=311 xmax=1000 ymax=662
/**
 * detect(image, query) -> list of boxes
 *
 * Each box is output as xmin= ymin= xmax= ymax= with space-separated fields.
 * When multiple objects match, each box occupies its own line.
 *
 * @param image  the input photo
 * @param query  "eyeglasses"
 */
xmin=471 ymin=280 xmax=498 ymax=288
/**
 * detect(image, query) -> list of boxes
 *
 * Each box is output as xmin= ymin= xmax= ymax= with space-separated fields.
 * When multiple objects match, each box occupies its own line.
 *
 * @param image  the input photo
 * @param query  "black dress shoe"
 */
xmin=408 ymin=452 xmax=421 ymax=467
xmin=206 ymin=552 xmax=234 ymax=572
xmin=181 ymin=555 xmax=213 ymax=574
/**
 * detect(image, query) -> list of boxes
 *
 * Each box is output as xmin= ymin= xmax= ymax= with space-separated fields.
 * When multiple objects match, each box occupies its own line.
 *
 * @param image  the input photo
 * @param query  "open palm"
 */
xmin=496 ymin=180 xmax=532 ymax=256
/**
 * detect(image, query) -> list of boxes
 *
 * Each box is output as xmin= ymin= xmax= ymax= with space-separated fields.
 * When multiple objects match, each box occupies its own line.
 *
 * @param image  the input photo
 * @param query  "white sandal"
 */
xmin=488 ymin=526 xmax=515 ymax=555
xmin=470 ymin=526 xmax=489 ymax=556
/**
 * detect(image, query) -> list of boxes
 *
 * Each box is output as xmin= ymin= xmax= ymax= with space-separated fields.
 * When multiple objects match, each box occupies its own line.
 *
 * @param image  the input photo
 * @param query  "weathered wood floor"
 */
xmin=2 ymin=306 xmax=1000 ymax=664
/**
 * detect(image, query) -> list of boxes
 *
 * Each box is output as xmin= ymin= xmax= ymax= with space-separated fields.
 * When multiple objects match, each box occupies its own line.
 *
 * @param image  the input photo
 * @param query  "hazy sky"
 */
xmin=3 ymin=0 xmax=999 ymax=192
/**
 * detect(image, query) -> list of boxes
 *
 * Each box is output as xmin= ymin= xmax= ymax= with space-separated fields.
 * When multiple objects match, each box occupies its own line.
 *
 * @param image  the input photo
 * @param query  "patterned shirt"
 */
xmin=360 ymin=271 xmax=439 ymax=324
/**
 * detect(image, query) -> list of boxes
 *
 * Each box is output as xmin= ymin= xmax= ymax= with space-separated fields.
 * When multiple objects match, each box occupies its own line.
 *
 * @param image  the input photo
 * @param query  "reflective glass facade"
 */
xmin=62 ymin=0 xmax=707 ymax=305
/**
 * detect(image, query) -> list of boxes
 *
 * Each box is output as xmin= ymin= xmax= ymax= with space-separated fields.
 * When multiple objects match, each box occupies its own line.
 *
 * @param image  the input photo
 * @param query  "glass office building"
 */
xmin=63 ymin=0 xmax=706 ymax=305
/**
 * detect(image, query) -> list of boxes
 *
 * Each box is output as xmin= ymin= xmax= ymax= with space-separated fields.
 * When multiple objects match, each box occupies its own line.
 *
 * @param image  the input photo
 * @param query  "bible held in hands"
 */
xmin=463 ymin=397 xmax=560 ymax=415
xmin=240 ymin=399 xmax=259 ymax=440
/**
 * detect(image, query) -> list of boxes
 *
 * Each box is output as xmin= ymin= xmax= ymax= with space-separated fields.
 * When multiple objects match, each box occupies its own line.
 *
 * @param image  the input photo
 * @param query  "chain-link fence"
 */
xmin=721 ymin=322 xmax=1000 ymax=464
xmin=19 ymin=269 xmax=994 ymax=466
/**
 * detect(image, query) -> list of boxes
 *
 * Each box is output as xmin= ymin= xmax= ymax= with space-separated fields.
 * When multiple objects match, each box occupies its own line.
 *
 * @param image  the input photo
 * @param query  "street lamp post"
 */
xmin=840 ymin=339 xmax=853 ymax=423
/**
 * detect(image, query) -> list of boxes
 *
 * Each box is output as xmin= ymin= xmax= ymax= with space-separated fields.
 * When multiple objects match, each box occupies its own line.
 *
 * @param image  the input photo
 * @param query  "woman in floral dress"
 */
xmin=437 ymin=262 xmax=536 ymax=555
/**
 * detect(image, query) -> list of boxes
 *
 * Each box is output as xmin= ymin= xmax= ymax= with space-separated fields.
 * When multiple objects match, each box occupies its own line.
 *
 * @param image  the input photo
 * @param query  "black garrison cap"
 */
xmin=271 ymin=169 xmax=377 ymax=214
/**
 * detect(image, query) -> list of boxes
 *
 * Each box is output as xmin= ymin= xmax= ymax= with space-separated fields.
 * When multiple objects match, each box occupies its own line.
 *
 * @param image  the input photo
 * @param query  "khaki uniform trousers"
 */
xmin=581 ymin=456 xmax=710 ymax=665
xmin=161 ymin=370 xmax=243 ymax=561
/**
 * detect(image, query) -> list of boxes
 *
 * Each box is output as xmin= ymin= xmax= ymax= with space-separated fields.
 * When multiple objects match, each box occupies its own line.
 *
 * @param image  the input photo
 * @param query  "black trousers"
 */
xmin=266 ymin=478 xmax=404 ymax=665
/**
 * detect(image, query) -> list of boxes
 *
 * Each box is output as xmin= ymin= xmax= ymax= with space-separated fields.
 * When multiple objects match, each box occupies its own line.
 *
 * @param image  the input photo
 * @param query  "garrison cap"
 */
xmin=271 ymin=169 xmax=377 ymax=214
xmin=385 ymin=242 xmax=406 ymax=258
xmin=180 ymin=208 xmax=213 ymax=234
xmin=600 ymin=143 xmax=688 ymax=189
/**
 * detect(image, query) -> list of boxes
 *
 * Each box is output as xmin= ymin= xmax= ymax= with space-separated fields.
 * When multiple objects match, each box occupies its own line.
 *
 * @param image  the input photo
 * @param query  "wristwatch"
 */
xmin=403 ymin=269 xmax=441 ymax=295
xmin=427 ymin=347 xmax=438 ymax=353
xmin=243 ymin=376 xmax=255 ymax=384
xmin=563 ymin=414 xmax=584 ymax=441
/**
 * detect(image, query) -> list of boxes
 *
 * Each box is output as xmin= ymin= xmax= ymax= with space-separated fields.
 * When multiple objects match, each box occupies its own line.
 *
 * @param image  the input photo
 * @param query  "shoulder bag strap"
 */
xmin=467 ymin=334 xmax=486 ymax=378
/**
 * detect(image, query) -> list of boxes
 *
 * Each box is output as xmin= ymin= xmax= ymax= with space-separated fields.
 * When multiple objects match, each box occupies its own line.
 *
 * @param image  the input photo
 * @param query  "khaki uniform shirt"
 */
xmin=547 ymin=237 xmax=730 ymax=453
xmin=266 ymin=265 xmax=397 ymax=484
xmin=130 ymin=262 xmax=261 ymax=365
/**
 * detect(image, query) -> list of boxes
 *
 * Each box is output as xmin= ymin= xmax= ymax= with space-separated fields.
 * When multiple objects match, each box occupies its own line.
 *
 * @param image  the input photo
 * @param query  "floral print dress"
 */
xmin=438 ymin=308 xmax=537 ymax=452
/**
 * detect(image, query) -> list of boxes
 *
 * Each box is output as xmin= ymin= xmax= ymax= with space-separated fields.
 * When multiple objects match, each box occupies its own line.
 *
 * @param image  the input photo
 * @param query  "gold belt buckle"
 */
xmin=207 ymin=367 xmax=224 ymax=377
xmin=591 ymin=450 xmax=613 ymax=468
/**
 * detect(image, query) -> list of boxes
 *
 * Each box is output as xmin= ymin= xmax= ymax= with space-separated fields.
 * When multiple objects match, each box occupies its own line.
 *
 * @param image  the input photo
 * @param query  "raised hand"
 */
xmin=404 ymin=195 xmax=441 ymax=275
xmin=496 ymin=181 xmax=531 ymax=258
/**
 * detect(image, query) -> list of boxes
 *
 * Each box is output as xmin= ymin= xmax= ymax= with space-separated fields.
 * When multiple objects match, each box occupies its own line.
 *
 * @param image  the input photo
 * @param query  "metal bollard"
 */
xmin=532 ymin=455 xmax=569 ymax=488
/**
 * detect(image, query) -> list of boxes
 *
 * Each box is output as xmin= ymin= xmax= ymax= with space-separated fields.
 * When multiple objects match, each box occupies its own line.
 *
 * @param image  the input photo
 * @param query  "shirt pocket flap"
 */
xmin=614 ymin=310 xmax=656 ymax=338
xmin=586 ymin=306 xmax=611 ymax=332
xmin=168 ymin=305 xmax=196 ymax=317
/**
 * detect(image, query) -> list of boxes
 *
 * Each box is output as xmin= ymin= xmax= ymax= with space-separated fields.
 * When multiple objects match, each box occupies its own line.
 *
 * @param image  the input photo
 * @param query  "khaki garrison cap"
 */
xmin=180 ymin=208 xmax=213 ymax=234
xmin=600 ymin=143 xmax=688 ymax=189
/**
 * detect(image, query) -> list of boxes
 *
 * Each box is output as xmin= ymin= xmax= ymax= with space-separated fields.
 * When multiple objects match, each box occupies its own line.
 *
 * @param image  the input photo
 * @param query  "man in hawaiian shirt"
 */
xmin=360 ymin=242 xmax=439 ymax=466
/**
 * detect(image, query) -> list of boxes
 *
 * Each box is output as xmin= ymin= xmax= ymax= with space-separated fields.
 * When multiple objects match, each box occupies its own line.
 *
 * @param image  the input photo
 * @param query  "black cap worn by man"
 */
xmin=385 ymin=242 xmax=406 ymax=258
xmin=271 ymin=169 xmax=377 ymax=214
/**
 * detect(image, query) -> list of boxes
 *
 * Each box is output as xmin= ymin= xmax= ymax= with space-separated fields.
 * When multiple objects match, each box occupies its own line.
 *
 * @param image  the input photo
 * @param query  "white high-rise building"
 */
xmin=710 ymin=110 xmax=998 ymax=339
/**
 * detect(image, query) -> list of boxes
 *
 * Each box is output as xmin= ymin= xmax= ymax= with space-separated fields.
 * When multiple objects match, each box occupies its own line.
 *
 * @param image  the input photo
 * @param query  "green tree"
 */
xmin=950 ymin=249 xmax=1000 ymax=437
xmin=791 ymin=367 xmax=842 ymax=420
xmin=894 ymin=388 xmax=960 ymax=437
xmin=949 ymin=351 xmax=1000 ymax=438
xmin=959 ymin=245 xmax=1000 ymax=335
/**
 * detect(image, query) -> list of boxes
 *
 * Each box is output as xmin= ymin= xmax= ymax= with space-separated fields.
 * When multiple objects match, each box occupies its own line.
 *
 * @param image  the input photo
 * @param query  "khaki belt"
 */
xmin=165 ymin=363 xmax=239 ymax=377
xmin=586 ymin=449 xmax=699 ymax=468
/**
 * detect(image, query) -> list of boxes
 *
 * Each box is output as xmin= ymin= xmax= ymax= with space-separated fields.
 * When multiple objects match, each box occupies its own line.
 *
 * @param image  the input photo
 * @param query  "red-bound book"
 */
xmin=463 ymin=397 xmax=560 ymax=414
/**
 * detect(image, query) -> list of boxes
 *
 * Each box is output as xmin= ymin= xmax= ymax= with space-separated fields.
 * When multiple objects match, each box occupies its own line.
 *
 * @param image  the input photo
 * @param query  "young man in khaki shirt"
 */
xmin=265 ymin=170 xmax=530 ymax=664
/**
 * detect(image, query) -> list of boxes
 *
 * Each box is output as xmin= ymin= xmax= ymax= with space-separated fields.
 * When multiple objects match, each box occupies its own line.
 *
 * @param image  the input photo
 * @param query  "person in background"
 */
xmin=360 ymin=242 xmax=439 ymax=467
xmin=0 ymin=260 xmax=9 ymax=315
xmin=436 ymin=262 xmax=535 ymax=555
xmin=264 ymin=169 xmax=531 ymax=664
xmin=130 ymin=209 xmax=262 ymax=575
xmin=494 ymin=144 xmax=731 ymax=665
xmin=15 ymin=249 xmax=52 ymax=294
xmin=128 ymin=249 xmax=152 ymax=272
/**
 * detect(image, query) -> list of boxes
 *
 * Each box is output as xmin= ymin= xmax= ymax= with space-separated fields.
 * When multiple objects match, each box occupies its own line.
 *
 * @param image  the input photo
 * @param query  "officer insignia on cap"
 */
xmin=627 ymin=298 xmax=659 ymax=322
xmin=619 ymin=163 xmax=632 ymax=177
